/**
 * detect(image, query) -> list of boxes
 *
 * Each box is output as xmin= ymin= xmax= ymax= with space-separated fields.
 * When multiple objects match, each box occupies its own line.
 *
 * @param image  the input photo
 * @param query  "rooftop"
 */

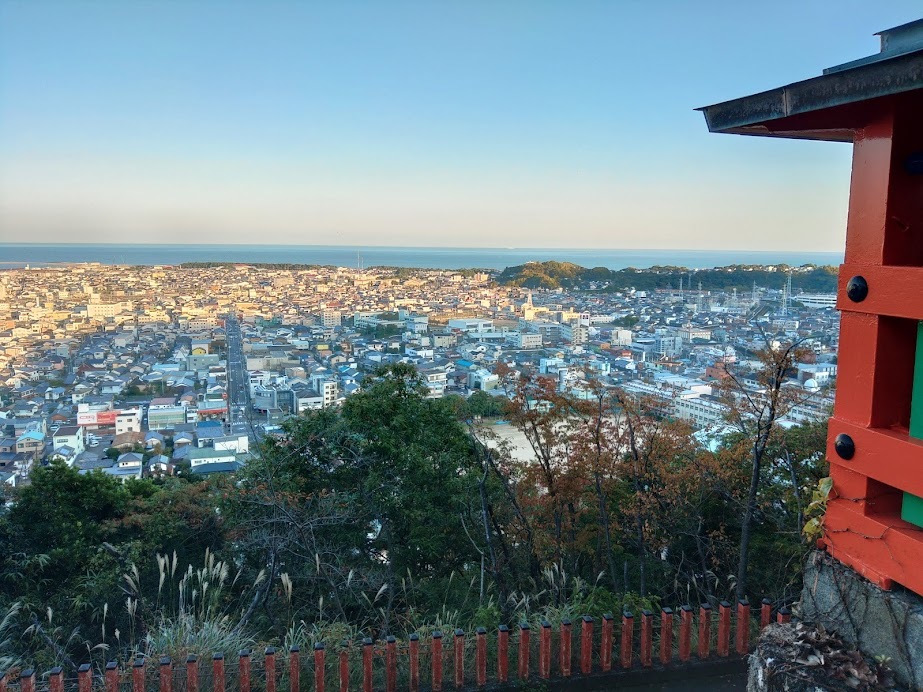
xmin=698 ymin=19 xmax=923 ymax=141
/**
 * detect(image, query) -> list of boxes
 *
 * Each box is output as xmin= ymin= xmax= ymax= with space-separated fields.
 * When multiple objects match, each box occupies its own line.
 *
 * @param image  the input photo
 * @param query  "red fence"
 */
xmin=1 ymin=599 xmax=791 ymax=692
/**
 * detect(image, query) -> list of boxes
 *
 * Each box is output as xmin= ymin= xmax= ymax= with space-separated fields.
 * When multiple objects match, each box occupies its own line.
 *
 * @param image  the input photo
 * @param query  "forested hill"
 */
xmin=495 ymin=261 xmax=839 ymax=292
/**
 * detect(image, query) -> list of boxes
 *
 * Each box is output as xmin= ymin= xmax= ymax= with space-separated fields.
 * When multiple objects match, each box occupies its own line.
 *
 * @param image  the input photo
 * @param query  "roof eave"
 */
xmin=698 ymin=49 xmax=923 ymax=140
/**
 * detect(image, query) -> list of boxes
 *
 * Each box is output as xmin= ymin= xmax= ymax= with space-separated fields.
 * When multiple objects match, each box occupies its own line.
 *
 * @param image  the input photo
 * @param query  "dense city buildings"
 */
xmin=0 ymin=261 xmax=838 ymax=485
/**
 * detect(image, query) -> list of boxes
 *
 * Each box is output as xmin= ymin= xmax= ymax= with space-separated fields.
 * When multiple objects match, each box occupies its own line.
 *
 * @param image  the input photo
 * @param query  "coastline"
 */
xmin=0 ymin=243 xmax=843 ymax=272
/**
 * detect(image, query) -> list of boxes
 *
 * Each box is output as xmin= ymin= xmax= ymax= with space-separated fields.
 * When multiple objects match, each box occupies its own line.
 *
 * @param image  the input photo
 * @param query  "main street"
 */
xmin=224 ymin=311 xmax=259 ymax=444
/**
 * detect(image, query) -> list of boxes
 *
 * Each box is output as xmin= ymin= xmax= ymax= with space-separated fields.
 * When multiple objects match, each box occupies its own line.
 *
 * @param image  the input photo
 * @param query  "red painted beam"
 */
xmin=837 ymin=265 xmax=923 ymax=319
xmin=497 ymin=625 xmax=509 ymax=683
xmin=432 ymin=633 xmax=444 ymax=692
xmin=828 ymin=419 xmax=923 ymax=499
xmin=340 ymin=645 xmax=350 ymax=692
xmin=717 ymin=602 xmax=731 ymax=658
xmin=698 ymin=605 xmax=712 ymax=659
xmin=622 ymin=612 xmax=635 ymax=669
xmin=213 ymin=655 xmax=225 ymax=692
xmin=679 ymin=606 xmax=692 ymax=662
xmin=517 ymin=624 xmax=529 ymax=681
xmin=313 ymin=645 xmax=324 ymax=692
xmin=559 ymin=620 xmax=572 ymax=678
xmin=539 ymin=622 xmax=551 ymax=679
xmin=239 ymin=651 xmax=251 ymax=692
xmin=476 ymin=627 xmax=487 ymax=687
xmin=735 ymin=600 xmax=750 ymax=655
xmin=580 ymin=616 xmax=593 ymax=675
xmin=409 ymin=635 xmax=419 ymax=692
xmin=600 ymin=614 xmax=613 ymax=672
xmin=288 ymin=650 xmax=300 ymax=692
xmin=639 ymin=611 xmax=652 ymax=668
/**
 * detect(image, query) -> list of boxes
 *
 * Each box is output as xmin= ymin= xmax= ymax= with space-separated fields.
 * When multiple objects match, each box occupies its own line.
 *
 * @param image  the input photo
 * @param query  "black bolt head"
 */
xmin=904 ymin=152 xmax=923 ymax=175
xmin=846 ymin=276 xmax=868 ymax=303
xmin=834 ymin=433 xmax=855 ymax=460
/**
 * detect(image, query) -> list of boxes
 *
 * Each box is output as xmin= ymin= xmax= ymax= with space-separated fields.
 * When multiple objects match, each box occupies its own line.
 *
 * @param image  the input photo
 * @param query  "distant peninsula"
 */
xmin=495 ymin=261 xmax=838 ymax=292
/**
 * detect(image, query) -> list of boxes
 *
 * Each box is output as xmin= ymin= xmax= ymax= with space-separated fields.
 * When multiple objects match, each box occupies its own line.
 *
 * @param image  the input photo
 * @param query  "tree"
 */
xmin=718 ymin=336 xmax=811 ymax=600
xmin=503 ymin=372 xmax=576 ymax=568
xmin=229 ymin=363 xmax=486 ymax=634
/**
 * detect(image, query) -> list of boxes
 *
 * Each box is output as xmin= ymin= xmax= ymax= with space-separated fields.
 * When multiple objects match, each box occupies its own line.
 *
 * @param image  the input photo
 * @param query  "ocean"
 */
xmin=0 ymin=243 xmax=843 ymax=271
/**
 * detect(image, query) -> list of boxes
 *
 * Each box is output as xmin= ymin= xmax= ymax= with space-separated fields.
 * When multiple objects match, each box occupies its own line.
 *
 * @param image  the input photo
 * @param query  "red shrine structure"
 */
xmin=700 ymin=20 xmax=923 ymax=596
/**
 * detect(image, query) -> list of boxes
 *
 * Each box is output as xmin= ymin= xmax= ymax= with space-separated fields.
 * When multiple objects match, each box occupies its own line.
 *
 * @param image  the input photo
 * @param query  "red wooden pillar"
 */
xmin=453 ymin=630 xmax=464 ymax=690
xmin=104 ymin=662 xmax=118 ymax=692
xmin=339 ymin=644 xmax=350 ymax=692
xmin=621 ymin=612 xmax=634 ymax=669
xmin=660 ymin=608 xmax=673 ymax=666
xmin=186 ymin=656 xmax=198 ymax=692
xmin=475 ymin=627 xmax=487 ymax=687
xmin=639 ymin=610 xmax=653 ymax=668
xmin=213 ymin=654 xmax=225 ymax=692
xmin=736 ymin=599 xmax=751 ymax=655
xmin=239 ymin=650 xmax=252 ymax=692
xmin=313 ymin=644 xmax=325 ymax=692
xmin=760 ymin=598 xmax=772 ymax=630
xmin=432 ymin=632 xmax=444 ymax=692
xmin=698 ymin=604 xmax=712 ymax=659
xmin=79 ymin=663 xmax=93 ymax=692
xmin=288 ymin=647 xmax=300 ymax=692
xmin=132 ymin=658 xmax=145 ymax=692
xmin=821 ymin=103 xmax=923 ymax=597
xmin=362 ymin=638 xmax=374 ymax=692
xmin=580 ymin=616 xmax=593 ymax=675
xmin=497 ymin=625 xmax=510 ymax=683
xmin=777 ymin=607 xmax=792 ymax=624
xmin=264 ymin=648 xmax=277 ymax=692
xmin=679 ymin=606 xmax=692 ymax=662
xmin=717 ymin=601 xmax=731 ymax=657
xmin=600 ymin=613 xmax=613 ymax=672
xmin=517 ymin=623 xmax=530 ymax=681
xmin=387 ymin=636 xmax=397 ymax=692
xmin=49 ymin=667 xmax=64 ymax=692
xmin=409 ymin=634 xmax=420 ymax=692
xmin=20 ymin=670 xmax=35 ymax=692
xmin=538 ymin=621 xmax=551 ymax=679
xmin=559 ymin=619 xmax=572 ymax=677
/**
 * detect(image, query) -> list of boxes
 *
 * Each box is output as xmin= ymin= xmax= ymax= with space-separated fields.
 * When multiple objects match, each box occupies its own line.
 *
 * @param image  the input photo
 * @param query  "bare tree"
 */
xmin=719 ymin=329 xmax=811 ymax=601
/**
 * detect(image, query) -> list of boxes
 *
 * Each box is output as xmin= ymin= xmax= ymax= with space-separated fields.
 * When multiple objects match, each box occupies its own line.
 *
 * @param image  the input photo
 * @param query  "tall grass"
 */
xmin=125 ymin=549 xmax=255 ymax=660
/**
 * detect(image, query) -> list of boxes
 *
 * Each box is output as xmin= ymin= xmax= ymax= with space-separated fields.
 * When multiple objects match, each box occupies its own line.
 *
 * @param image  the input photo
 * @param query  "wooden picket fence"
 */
xmin=2 ymin=599 xmax=791 ymax=692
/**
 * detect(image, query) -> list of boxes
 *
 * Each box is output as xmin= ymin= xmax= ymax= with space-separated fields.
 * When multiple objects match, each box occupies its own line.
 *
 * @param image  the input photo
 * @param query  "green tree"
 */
xmin=230 ymin=363 xmax=486 ymax=634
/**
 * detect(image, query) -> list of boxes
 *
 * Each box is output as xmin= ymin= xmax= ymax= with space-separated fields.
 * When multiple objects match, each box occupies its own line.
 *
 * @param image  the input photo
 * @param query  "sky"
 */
xmin=1 ymin=2 xmax=921 ymax=251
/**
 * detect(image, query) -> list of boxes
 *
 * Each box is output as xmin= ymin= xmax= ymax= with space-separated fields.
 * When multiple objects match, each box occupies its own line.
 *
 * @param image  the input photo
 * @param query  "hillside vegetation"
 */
xmin=496 ymin=261 xmax=839 ymax=292
xmin=0 ymin=362 xmax=827 ymax=670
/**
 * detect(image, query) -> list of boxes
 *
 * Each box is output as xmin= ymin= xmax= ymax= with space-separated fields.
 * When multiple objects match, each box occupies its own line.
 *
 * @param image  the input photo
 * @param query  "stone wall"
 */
xmin=800 ymin=551 xmax=923 ymax=690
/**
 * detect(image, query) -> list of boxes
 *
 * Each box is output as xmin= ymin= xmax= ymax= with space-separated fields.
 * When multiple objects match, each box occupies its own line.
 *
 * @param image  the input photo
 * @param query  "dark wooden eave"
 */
xmin=698 ymin=49 xmax=923 ymax=142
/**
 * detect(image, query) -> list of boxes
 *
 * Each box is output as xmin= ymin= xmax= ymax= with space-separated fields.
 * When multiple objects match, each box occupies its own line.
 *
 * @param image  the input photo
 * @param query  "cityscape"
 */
xmin=3 ymin=3 xmax=923 ymax=690
xmin=0 ymin=259 xmax=837 ymax=482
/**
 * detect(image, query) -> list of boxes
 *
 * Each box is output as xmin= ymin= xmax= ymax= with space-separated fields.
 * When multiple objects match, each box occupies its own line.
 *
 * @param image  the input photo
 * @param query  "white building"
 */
xmin=52 ymin=425 xmax=85 ymax=455
xmin=672 ymin=396 xmax=728 ymax=428
xmin=419 ymin=367 xmax=448 ymax=398
xmin=611 ymin=329 xmax=633 ymax=347
xmin=310 ymin=373 xmax=339 ymax=407
xmin=468 ymin=368 xmax=500 ymax=391
xmin=448 ymin=318 xmax=494 ymax=334
xmin=515 ymin=332 xmax=543 ymax=349
xmin=116 ymin=409 xmax=142 ymax=434
xmin=320 ymin=309 xmax=342 ymax=327
xmin=560 ymin=323 xmax=588 ymax=345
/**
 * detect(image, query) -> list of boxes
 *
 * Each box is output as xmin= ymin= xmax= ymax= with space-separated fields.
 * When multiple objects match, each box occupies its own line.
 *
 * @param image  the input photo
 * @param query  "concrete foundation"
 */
xmin=800 ymin=550 xmax=923 ymax=690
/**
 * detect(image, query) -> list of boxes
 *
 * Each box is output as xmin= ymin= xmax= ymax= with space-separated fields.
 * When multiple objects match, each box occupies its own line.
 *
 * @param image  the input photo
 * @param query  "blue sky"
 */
xmin=1 ymin=1 xmax=920 ymax=250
